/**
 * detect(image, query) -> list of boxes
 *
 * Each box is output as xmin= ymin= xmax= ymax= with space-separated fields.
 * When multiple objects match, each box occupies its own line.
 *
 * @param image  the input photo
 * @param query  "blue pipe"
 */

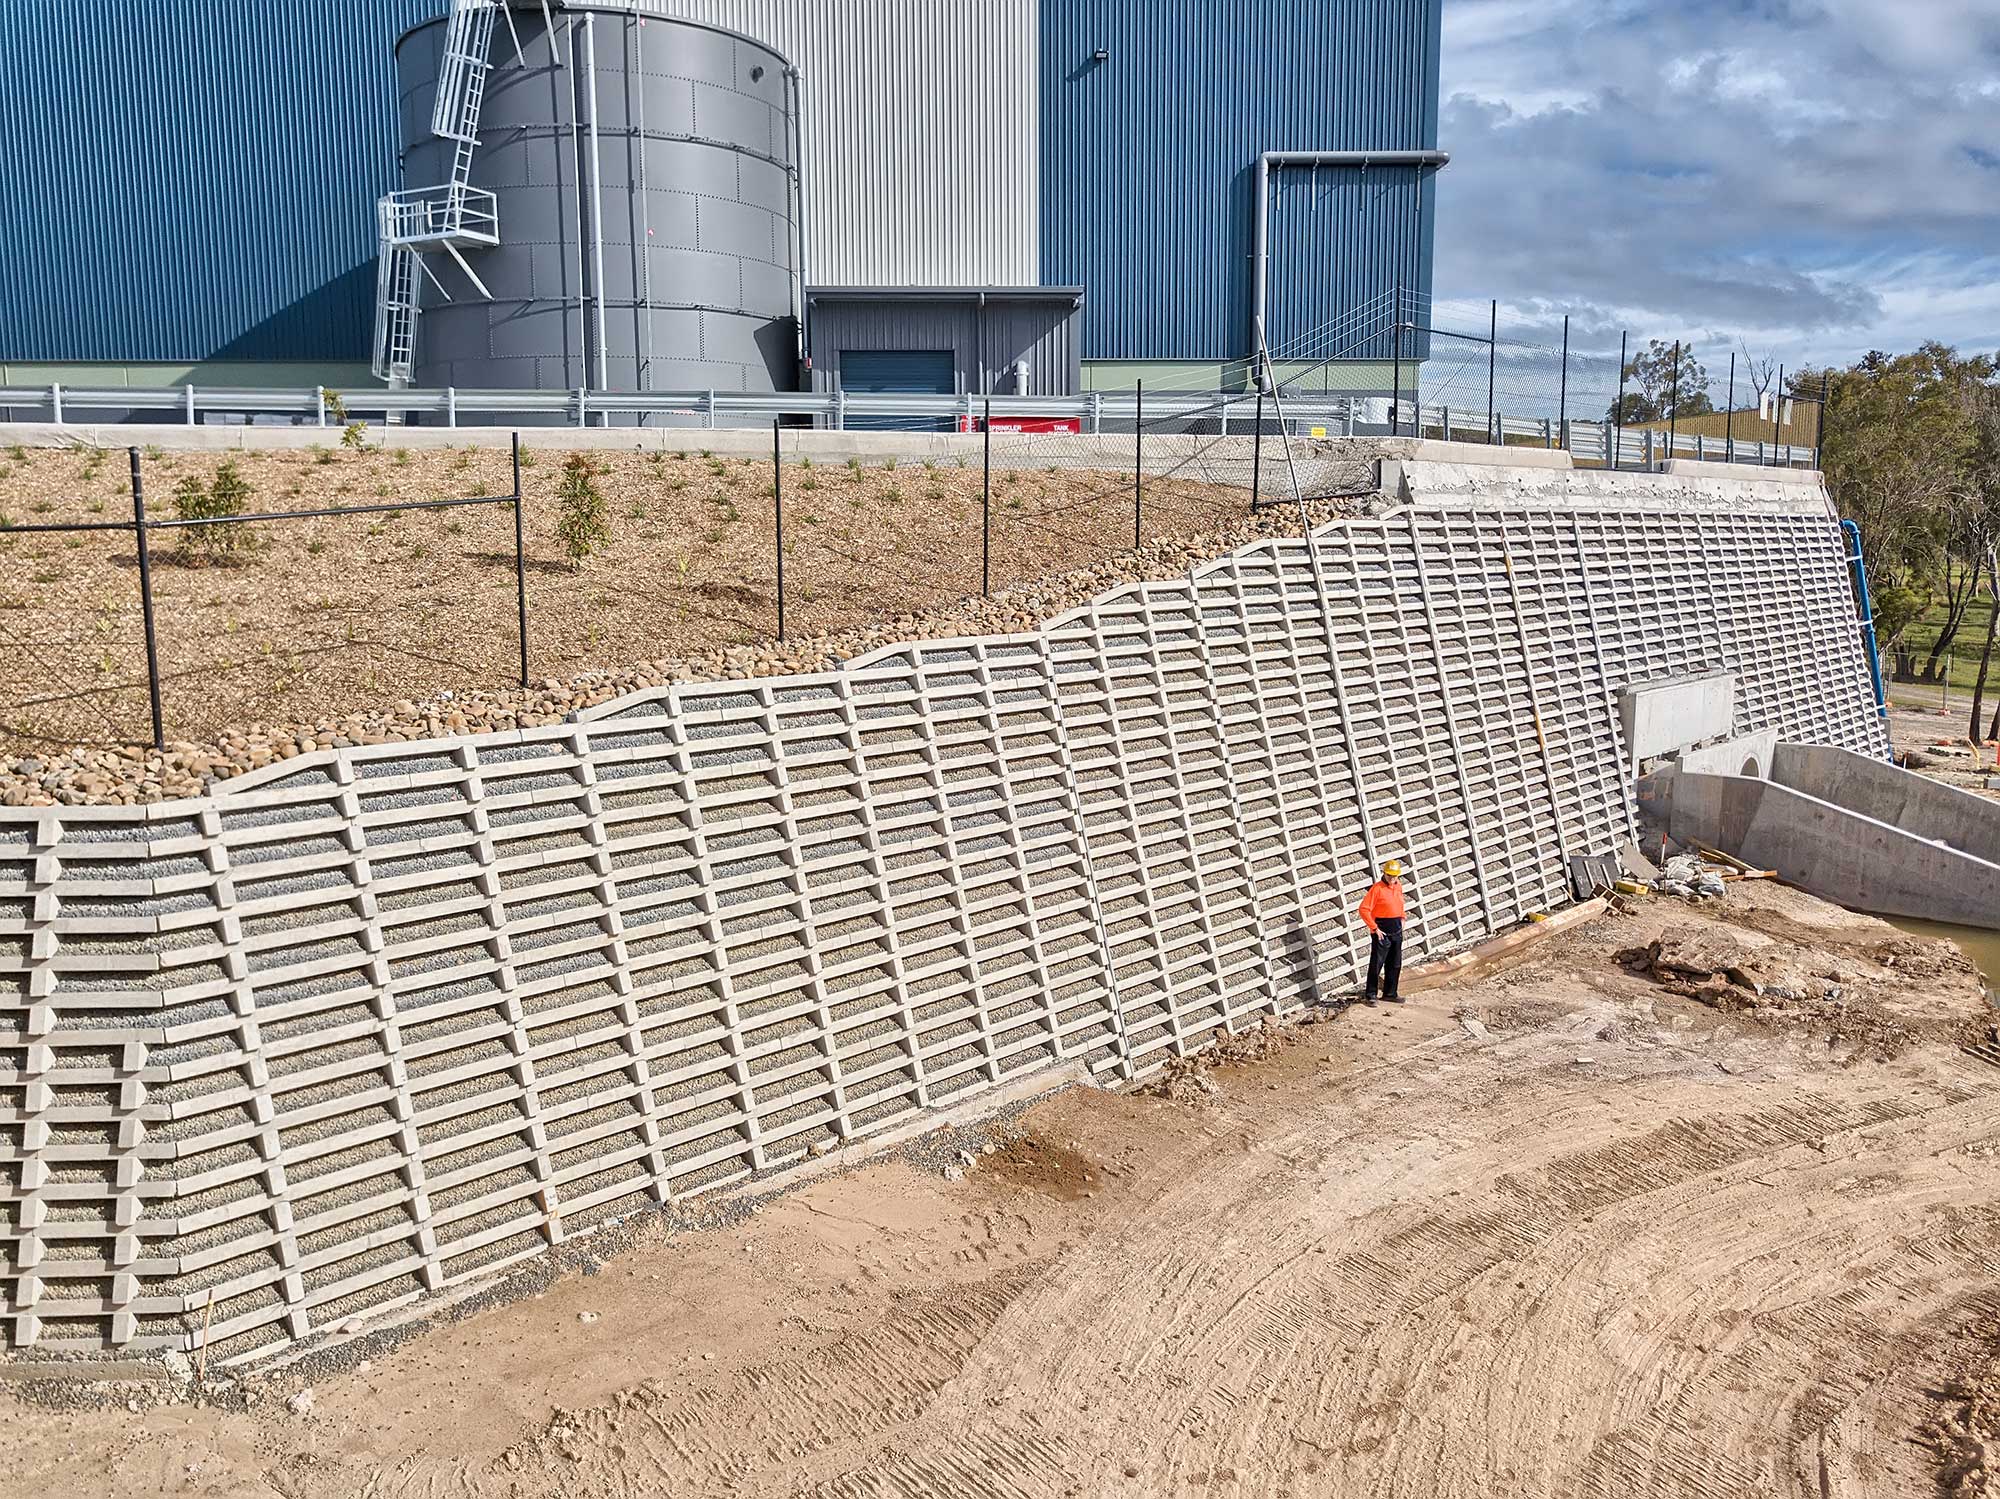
xmin=1841 ymin=519 xmax=1889 ymax=727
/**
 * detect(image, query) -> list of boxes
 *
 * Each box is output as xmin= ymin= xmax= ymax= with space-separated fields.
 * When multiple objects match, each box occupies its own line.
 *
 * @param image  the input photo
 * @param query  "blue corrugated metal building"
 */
xmin=1040 ymin=0 xmax=1440 ymax=371
xmin=0 ymin=0 xmax=438 ymax=378
xmin=0 ymin=0 xmax=1440 ymax=391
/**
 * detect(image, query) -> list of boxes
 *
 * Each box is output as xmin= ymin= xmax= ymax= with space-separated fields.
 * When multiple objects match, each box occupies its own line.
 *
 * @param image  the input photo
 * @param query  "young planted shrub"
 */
xmin=171 ymin=459 xmax=254 ymax=563
xmin=554 ymin=453 xmax=609 ymax=569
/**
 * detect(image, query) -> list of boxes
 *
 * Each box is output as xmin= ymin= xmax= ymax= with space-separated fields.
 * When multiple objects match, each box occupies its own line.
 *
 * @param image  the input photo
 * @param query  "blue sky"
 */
xmin=1432 ymin=0 xmax=2000 ymax=371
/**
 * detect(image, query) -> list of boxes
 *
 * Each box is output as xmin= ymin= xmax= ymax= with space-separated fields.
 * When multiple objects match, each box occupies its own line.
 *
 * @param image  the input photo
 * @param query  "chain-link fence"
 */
xmin=1392 ymin=292 xmax=1825 ymax=466
xmin=0 ymin=288 xmax=1834 ymax=759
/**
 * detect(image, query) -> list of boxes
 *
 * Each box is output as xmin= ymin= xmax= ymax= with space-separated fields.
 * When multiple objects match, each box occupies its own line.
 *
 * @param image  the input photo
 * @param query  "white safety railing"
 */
xmin=379 ymin=184 xmax=501 ymax=246
xmin=0 ymin=385 xmax=1818 ymax=466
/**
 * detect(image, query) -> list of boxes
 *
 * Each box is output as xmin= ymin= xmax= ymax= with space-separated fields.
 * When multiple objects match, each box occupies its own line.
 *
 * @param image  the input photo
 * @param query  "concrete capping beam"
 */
xmin=1401 ymin=438 xmax=1576 ymax=470
xmin=1661 ymin=457 xmax=1820 ymax=484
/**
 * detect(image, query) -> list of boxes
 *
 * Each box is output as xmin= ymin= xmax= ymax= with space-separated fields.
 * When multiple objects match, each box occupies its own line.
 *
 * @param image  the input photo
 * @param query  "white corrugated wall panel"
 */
xmin=631 ymin=0 xmax=1039 ymax=284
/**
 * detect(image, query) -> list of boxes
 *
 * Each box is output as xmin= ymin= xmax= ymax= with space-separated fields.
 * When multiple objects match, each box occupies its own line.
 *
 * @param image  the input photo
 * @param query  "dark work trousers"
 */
xmin=1366 ymin=916 xmax=1405 ymax=999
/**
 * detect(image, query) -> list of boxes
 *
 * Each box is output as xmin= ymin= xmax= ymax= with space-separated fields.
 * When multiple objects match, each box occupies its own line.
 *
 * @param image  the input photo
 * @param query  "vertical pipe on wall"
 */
xmin=632 ymin=18 xmax=653 ymax=400
xmin=129 ymin=449 xmax=165 ymax=751
xmin=564 ymin=15 xmax=588 ymax=395
xmin=786 ymin=66 xmax=811 ymax=371
xmin=582 ymin=13 xmax=608 ymax=415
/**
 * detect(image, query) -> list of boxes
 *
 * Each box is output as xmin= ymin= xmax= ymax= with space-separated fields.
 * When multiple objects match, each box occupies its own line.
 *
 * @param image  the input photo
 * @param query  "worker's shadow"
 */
xmin=1279 ymin=914 xmax=1331 ymax=1008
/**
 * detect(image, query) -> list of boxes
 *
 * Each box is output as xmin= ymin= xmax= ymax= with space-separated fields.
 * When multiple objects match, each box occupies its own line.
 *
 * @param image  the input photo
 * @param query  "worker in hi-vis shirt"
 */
xmin=1357 ymin=860 xmax=1407 ymax=1005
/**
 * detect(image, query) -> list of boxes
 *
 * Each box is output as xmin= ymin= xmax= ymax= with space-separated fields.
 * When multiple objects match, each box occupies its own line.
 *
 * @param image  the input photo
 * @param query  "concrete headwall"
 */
xmin=1772 ymin=743 xmax=2000 ymax=864
xmin=1665 ymin=767 xmax=2000 ymax=928
xmin=0 ymin=485 xmax=1884 ymax=1362
xmin=1620 ymin=673 xmax=1736 ymax=763
xmin=1677 ymin=729 xmax=1780 ymax=778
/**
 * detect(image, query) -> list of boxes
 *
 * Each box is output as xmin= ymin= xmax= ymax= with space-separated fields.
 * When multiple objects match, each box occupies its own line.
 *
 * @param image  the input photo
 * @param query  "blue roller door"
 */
xmin=841 ymin=349 xmax=955 ymax=431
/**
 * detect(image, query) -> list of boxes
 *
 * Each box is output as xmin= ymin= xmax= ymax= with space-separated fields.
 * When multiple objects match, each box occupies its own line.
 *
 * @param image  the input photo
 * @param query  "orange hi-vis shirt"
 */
xmin=1358 ymin=879 xmax=1406 ymax=931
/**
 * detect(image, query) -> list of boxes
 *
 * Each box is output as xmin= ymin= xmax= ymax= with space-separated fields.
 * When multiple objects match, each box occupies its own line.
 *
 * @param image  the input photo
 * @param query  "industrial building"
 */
xmin=1 ymin=0 xmax=1444 ymax=403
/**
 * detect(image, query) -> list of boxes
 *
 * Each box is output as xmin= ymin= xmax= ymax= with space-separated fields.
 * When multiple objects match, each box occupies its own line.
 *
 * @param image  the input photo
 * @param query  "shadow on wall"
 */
xmin=212 ymin=262 xmax=377 ymax=363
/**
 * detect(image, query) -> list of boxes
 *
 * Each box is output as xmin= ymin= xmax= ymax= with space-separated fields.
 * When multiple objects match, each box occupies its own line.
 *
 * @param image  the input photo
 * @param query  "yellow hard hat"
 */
xmin=1382 ymin=859 xmax=1403 ymax=878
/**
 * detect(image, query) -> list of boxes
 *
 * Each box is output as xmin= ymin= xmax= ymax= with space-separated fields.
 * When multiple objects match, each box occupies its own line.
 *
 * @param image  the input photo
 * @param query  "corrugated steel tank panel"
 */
xmin=398 ymin=5 xmax=797 ymax=395
xmin=631 ymin=0 xmax=1040 ymax=284
xmin=1038 ymin=0 xmax=1441 ymax=365
xmin=0 ymin=0 xmax=440 ymax=363
xmin=805 ymin=295 xmax=1083 ymax=396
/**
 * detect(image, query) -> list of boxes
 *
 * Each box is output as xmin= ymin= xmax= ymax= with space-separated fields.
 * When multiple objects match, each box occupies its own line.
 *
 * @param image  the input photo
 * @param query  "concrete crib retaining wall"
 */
xmin=0 ymin=476 xmax=1886 ymax=1361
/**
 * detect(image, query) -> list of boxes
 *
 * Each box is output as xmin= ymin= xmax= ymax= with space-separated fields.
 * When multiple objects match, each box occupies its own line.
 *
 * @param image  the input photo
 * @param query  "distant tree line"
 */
xmin=1815 ymin=343 xmax=2000 ymax=744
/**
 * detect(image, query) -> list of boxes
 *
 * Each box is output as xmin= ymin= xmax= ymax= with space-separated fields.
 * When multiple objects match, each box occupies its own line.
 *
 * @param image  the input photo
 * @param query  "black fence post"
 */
xmin=1725 ymin=352 xmax=1737 ymax=464
xmin=1770 ymin=364 xmax=1784 ymax=466
xmin=1668 ymin=339 xmax=1681 ymax=453
xmin=511 ymin=432 xmax=529 ymax=688
xmin=1486 ymin=297 xmax=1497 ymax=443
xmin=1390 ymin=284 xmax=1402 ymax=436
xmin=772 ymin=419 xmax=786 ymax=639
xmin=981 ymin=398 xmax=991 ymax=596
xmin=1556 ymin=314 xmax=1569 ymax=451
xmin=128 ymin=447 xmax=165 ymax=751
xmin=1815 ymin=369 xmax=1830 ymax=470
xmin=1133 ymin=379 xmax=1143 ymax=549
xmin=1613 ymin=330 xmax=1628 ymax=469
xmin=1251 ymin=388 xmax=1265 ymax=508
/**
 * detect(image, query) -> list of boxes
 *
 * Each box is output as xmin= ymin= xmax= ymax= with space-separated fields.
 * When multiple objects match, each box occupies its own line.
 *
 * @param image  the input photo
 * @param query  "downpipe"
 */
xmin=1841 ymin=518 xmax=1890 ymax=732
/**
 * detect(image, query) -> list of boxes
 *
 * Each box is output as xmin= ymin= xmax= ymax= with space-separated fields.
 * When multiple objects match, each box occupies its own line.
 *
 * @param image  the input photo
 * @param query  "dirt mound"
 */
xmin=1621 ymin=912 xmax=1986 ymax=1058
xmin=1137 ymin=1018 xmax=1298 ymax=1104
xmin=982 ymin=1137 xmax=1105 ymax=1201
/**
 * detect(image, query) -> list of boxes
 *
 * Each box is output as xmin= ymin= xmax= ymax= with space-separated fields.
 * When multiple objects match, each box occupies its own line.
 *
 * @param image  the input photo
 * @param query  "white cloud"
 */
xmin=1432 ymin=0 xmax=2000 ymax=365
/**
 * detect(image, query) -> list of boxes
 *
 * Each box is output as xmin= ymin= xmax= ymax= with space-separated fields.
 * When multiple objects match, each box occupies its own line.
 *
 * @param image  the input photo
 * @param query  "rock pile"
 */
xmin=1651 ymin=854 xmax=1729 ymax=901
xmin=1 ymin=497 xmax=1363 ymax=809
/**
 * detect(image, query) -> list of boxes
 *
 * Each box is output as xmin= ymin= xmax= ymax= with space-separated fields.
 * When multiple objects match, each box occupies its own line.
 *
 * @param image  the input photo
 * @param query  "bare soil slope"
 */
xmin=3 ymin=882 xmax=1995 ymax=1498
xmin=0 ymin=442 xmax=1248 ymax=755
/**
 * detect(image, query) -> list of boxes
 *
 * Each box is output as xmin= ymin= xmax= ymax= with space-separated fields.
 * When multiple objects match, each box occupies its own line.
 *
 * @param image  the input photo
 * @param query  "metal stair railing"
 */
xmin=372 ymin=0 xmax=503 ymax=382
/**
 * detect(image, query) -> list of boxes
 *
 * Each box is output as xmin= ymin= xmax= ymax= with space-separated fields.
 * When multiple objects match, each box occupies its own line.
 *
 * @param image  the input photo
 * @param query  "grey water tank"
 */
xmin=393 ymin=2 xmax=801 ymax=402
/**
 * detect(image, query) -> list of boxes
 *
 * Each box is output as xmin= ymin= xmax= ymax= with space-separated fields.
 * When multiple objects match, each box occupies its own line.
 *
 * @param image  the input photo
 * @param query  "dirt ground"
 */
xmin=5 ymin=879 xmax=1996 ymax=1498
xmin=0 ymin=441 xmax=1246 ymax=752
xmin=1890 ymin=700 xmax=2000 ymax=803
